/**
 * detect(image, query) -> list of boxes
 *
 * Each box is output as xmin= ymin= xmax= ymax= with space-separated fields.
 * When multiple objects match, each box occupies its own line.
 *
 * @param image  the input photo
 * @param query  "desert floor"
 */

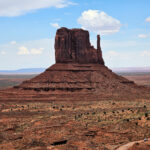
xmin=0 ymin=73 xmax=150 ymax=150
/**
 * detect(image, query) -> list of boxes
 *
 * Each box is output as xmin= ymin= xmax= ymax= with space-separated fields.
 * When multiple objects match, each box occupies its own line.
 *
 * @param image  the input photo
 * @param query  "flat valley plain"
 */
xmin=0 ymin=73 xmax=150 ymax=150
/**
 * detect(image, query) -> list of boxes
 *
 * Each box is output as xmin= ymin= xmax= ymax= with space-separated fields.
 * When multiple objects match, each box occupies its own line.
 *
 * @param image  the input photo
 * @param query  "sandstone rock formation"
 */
xmin=55 ymin=27 xmax=104 ymax=64
xmin=0 ymin=27 xmax=150 ymax=101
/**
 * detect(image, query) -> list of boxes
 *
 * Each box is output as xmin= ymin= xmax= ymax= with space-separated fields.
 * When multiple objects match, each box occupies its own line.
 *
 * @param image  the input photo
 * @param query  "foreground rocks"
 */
xmin=0 ymin=100 xmax=150 ymax=150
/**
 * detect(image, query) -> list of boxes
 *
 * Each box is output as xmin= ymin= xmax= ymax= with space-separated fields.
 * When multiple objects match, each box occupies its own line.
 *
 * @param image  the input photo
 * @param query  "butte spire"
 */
xmin=97 ymin=35 xmax=104 ymax=65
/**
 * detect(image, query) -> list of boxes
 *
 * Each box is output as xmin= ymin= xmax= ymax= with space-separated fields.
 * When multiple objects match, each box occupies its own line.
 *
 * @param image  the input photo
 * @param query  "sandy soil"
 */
xmin=0 ymin=100 xmax=150 ymax=150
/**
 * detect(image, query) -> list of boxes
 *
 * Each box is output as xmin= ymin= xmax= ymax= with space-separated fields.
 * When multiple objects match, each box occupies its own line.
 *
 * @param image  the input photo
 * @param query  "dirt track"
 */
xmin=116 ymin=138 xmax=150 ymax=150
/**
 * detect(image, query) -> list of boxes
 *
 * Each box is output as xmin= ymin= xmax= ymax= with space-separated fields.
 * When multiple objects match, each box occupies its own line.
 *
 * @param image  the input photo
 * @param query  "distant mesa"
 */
xmin=0 ymin=27 xmax=150 ymax=101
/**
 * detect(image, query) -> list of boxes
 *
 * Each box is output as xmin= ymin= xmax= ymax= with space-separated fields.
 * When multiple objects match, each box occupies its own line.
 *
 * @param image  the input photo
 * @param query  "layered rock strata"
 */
xmin=0 ymin=27 xmax=150 ymax=101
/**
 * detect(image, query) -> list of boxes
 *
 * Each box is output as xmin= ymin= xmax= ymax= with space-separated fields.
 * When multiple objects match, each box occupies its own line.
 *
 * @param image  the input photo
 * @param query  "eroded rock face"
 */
xmin=55 ymin=27 xmax=104 ymax=64
xmin=0 ymin=27 xmax=150 ymax=101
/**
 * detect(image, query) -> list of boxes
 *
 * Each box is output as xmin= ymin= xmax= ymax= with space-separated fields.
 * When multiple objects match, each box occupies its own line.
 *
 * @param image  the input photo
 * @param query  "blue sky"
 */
xmin=0 ymin=0 xmax=150 ymax=70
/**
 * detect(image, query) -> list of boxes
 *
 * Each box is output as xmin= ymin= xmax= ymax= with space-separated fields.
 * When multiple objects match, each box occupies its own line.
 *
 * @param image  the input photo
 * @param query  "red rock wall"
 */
xmin=55 ymin=27 xmax=104 ymax=64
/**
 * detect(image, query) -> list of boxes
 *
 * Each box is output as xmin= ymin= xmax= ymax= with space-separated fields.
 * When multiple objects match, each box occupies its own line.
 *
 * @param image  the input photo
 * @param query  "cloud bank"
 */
xmin=0 ymin=38 xmax=55 ymax=69
xmin=138 ymin=34 xmax=150 ymax=38
xmin=18 ymin=46 xmax=44 ymax=55
xmin=50 ymin=23 xmax=60 ymax=29
xmin=0 ymin=0 xmax=75 ymax=17
xmin=78 ymin=10 xmax=121 ymax=35
xmin=1 ymin=51 xmax=6 ymax=55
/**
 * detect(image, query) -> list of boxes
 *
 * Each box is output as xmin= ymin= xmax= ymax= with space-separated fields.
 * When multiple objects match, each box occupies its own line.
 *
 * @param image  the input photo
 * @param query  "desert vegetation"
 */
xmin=0 ymin=100 xmax=150 ymax=150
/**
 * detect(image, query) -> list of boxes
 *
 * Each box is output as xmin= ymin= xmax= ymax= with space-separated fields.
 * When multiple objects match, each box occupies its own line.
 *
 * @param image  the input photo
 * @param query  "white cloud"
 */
xmin=18 ymin=46 xmax=44 ymax=55
xmin=31 ymin=48 xmax=44 ymax=54
xmin=10 ymin=41 xmax=17 ymax=45
xmin=1 ymin=51 xmax=6 ymax=55
xmin=0 ymin=0 xmax=74 ymax=17
xmin=18 ymin=46 xmax=30 ymax=55
xmin=138 ymin=34 xmax=149 ymax=38
xmin=50 ymin=23 xmax=60 ymax=29
xmin=106 ymin=51 xmax=119 ymax=57
xmin=78 ymin=10 xmax=121 ymax=35
xmin=145 ymin=17 xmax=150 ymax=22
xmin=141 ymin=51 xmax=150 ymax=57
xmin=0 ymin=38 xmax=54 ymax=70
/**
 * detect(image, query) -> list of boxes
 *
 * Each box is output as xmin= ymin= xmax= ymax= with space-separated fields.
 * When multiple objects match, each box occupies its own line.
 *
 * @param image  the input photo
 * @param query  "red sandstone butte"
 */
xmin=0 ymin=27 xmax=150 ymax=101
xmin=55 ymin=27 xmax=104 ymax=64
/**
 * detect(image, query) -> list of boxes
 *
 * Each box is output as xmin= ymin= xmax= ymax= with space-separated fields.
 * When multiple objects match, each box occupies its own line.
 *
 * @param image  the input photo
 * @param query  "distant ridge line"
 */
xmin=113 ymin=67 xmax=150 ymax=73
xmin=0 ymin=68 xmax=45 ymax=74
xmin=0 ymin=67 xmax=150 ymax=74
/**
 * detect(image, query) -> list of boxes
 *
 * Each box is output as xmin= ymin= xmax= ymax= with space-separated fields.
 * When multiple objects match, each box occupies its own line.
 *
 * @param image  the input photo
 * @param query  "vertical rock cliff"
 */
xmin=55 ymin=27 xmax=104 ymax=64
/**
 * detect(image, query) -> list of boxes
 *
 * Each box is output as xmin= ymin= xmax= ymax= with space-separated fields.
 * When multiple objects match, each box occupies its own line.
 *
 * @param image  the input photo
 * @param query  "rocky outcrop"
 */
xmin=0 ymin=27 xmax=150 ymax=101
xmin=55 ymin=27 xmax=104 ymax=64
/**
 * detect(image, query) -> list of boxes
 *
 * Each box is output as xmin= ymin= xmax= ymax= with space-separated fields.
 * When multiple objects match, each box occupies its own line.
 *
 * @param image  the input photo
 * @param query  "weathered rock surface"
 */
xmin=0 ymin=27 xmax=150 ymax=101
xmin=55 ymin=27 xmax=104 ymax=64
